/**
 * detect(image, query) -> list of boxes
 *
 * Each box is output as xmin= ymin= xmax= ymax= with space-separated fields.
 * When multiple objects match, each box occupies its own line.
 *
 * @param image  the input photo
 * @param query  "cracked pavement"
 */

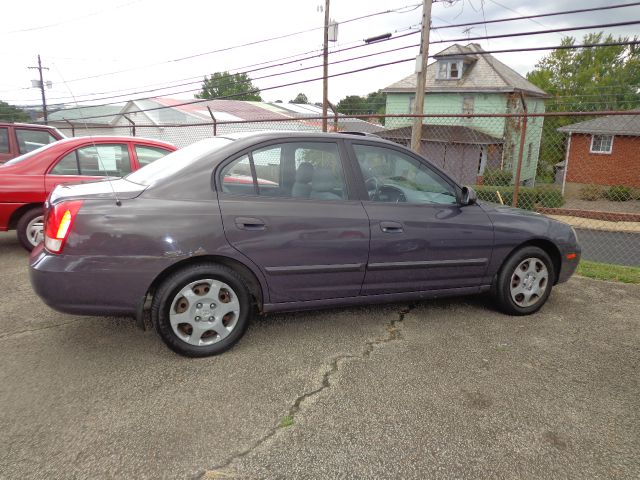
xmin=1 ymin=231 xmax=639 ymax=479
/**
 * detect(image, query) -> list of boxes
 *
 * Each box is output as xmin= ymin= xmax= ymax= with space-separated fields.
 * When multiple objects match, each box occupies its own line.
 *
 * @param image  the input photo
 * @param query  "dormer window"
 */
xmin=437 ymin=60 xmax=465 ymax=79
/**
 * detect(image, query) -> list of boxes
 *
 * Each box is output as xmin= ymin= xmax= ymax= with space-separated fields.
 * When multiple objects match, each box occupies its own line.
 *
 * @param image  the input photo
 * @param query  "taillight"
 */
xmin=44 ymin=200 xmax=83 ymax=254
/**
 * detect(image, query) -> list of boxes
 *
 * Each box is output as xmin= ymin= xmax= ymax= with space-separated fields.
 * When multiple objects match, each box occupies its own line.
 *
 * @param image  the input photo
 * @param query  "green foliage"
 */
xmin=577 ymin=260 xmax=640 ymax=284
xmin=291 ymin=93 xmax=308 ymax=104
xmin=482 ymin=168 xmax=512 ymax=186
xmin=604 ymin=185 xmax=632 ymax=201
xmin=631 ymin=188 xmax=640 ymax=201
xmin=537 ymin=186 xmax=566 ymax=208
xmin=579 ymin=184 xmax=603 ymax=201
xmin=336 ymin=90 xmax=386 ymax=116
xmin=195 ymin=71 xmax=262 ymax=101
xmin=475 ymin=185 xmax=565 ymax=210
xmin=526 ymin=33 xmax=640 ymax=171
xmin=0 ymin=100 xmax=30 ymax=122
xmin=279 ymin=415 xmax=294 ymax=428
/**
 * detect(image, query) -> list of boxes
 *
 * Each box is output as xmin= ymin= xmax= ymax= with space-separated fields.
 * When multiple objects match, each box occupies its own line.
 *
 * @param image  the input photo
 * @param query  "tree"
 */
xmin=0 ymin=100 xmax=30 ymax=122
xmin=526 ymin=33 xmax=640 ymax=176
xmin=336 ymin=91 xmax=386 ymax=115
xmin=291 ymin=93 xmax=308 ymax=104
xmin=195 ymin=72 xmax=262 ymax=100
xmin=527 ymin=33 xmax=640 ymax=112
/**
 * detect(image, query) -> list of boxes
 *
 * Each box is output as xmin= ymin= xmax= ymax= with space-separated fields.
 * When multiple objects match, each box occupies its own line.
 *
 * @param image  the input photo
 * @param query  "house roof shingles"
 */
xmin=557 ymin=111 xmax=640 ymax=136
xmin=48 ymin=105 xmax=124 ymax=125
xmin=378 ymin=124 xmax=503 ymax=145
xmin=384 ymin=43 xmax=548 ymax=98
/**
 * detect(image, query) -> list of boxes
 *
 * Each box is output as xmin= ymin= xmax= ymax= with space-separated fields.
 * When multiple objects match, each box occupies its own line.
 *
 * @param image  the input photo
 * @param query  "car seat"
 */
xmin=292 ymin=162 xmax=314 ymax=198
xmin=310 ymin=168 xmax=342 ymax=200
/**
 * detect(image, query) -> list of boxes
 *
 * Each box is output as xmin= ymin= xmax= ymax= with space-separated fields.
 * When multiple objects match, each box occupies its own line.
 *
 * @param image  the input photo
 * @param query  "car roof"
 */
xmin=47 ymin=136 xmax=176 ymax=148
xmin=0 ymin=122 xmax=59 ymax=129
xmin=216 ymin=130 xmax=397 ymax=146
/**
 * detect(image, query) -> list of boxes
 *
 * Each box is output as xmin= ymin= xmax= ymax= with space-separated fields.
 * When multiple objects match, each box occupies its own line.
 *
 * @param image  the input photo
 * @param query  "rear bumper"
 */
xmin=29 ymin=244 xmax=155 ymax=317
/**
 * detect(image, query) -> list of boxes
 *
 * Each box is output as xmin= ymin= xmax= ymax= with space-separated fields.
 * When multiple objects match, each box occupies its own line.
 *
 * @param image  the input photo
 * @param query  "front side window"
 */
xmin=16 ymin=129 xmax=57 ymax=154
xmin=220 ymin=142 xmax=347 ymax=201
xmin=135 ymin=145 xmax=172 ymax=167
xmin=50 ymin=144 xmax=131 ymax=176
xmin=354 ymin=144 xmax=457 ymax=205
xmin=590 ymin=135 xmax=613 ymax=154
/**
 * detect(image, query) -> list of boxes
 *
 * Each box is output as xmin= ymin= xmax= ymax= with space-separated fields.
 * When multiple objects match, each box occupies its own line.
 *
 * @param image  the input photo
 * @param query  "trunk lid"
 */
xmin=48 ymin=178 xmax=147 ymax=205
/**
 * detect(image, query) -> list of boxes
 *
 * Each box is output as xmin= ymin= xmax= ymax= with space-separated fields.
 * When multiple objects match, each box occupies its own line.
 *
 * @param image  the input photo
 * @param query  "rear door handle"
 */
xmin=380 ymin=221 xmax=403 ymax=233
xmin=235 ymin=217 xmax=266 ymax=231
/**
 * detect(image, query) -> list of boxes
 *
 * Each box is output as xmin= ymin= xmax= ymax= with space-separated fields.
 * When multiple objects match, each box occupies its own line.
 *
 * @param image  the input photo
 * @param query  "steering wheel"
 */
xmin=364 ymin=176 xmax=380 ymax=200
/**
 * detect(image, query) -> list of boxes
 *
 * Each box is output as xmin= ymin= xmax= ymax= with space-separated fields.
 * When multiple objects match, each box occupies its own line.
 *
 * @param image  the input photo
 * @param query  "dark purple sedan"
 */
xmin=30 ymin=132 xmax=581 ymax=357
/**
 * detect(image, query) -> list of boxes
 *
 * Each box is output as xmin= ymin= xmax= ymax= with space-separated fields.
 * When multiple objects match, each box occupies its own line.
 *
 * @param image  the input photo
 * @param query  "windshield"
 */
xmin=3 ymin=142 xmax=57 ymax=166
xmin=126 ymin=137 xmax=234 ymax=186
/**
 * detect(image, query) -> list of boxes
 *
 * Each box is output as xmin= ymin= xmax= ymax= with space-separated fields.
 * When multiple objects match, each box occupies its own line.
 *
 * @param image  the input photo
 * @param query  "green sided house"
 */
xmin=381 ymin=43 xmax=549 ymax=186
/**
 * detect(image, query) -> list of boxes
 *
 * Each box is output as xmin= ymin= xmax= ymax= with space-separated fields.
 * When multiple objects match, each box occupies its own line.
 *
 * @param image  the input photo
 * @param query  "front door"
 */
xmin=217 ymin=140 xmax=370 ymax=303
xmin=349 ymin=142 xmax=495 ymax=295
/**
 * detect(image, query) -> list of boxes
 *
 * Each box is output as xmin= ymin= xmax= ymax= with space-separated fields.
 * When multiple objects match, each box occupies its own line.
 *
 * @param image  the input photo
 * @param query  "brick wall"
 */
xmin=566 ymin=133 xmax=640 ymax=187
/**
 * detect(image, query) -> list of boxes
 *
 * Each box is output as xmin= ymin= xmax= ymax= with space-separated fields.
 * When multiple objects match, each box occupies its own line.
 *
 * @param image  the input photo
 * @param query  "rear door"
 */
xmin=348 ymin=141 xmax=494 ymax=294
xmin=44 ymin=142 xmax=133 ymax=193
xmin=216 ymin=139 xmax=370 ymax=303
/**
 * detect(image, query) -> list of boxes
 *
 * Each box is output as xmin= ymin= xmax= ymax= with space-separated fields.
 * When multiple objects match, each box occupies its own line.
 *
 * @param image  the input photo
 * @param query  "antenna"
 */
xmin=51 ymin=64 xmax=122 ymax=207
xmin=462 ymin=26 xmax=474 ymax=39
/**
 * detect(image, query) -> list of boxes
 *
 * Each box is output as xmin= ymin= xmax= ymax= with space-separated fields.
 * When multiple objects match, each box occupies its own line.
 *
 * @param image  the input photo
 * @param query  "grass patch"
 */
xmin=576 ymin=260 xmax=640 ymax=284
xmin=279 ymin=415 xmax=294 ymax=428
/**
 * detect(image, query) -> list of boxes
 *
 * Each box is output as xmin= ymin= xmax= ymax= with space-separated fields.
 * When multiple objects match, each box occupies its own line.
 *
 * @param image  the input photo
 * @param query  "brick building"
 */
xmin=558 ymin=112 xmax=640 ymax=191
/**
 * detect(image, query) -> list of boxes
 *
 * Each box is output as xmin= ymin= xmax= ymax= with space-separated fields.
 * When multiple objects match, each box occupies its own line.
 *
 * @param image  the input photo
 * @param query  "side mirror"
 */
xmin=461 ymin=186 xmax=477 ymax=206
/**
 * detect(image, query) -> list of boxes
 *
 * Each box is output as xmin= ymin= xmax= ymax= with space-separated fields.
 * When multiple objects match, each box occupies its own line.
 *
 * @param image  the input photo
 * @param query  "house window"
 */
xmin=526 ymin=143 xmax=533 ymax=166
xmin=590 ymin=135 xmax=613 ymax=154
xmin=462 ymin=96 xmax=474 ymax=115
xmin=437 ymin=60 xmax=463 ymax=79
xmin=409 ymin=95 xmax=415 ymax=112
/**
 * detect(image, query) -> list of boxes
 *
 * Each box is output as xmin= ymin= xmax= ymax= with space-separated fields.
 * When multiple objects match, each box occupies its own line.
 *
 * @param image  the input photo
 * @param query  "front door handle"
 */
xmin=380 ymin=221 xmax=403 ymax=233
xmin=235 ymin=217 xmax=266 ymax=231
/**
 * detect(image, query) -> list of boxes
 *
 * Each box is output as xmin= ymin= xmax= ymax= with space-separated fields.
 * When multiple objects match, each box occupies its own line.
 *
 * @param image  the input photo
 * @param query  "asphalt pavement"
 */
xmin=1 ymin=231 xmax=639 ymax=479
xmin=575 ymin=228 xmax=640 ymax=267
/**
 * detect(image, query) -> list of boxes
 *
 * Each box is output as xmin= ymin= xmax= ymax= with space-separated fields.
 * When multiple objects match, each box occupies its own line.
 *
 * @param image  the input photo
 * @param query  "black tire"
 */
xmin=16 ymin=206 xmax=44 ymax=252
xmin=151 ymin=263 xmax=252 ymax=357
xmin=494 ymin=246 xmax=555 ymax=316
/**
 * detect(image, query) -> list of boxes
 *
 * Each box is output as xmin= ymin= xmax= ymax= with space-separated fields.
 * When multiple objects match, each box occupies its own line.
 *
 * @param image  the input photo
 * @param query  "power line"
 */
xmin=57 ymin=38 xmax=640 ymax=122
xmin=8 ymin=2 xmax=638 ymax=102
xmin=55 ymin=2 xmax=425 ymax=84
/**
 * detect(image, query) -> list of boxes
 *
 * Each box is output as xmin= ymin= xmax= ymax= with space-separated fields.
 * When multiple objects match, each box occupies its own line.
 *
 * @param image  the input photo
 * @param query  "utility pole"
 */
xmin=28 ymin=55 xmax=49 ymax=124
xmin=410 ymin=0 xmax=433 ymax=152
xmin=322 ymin=0 xmax=330 ymax=132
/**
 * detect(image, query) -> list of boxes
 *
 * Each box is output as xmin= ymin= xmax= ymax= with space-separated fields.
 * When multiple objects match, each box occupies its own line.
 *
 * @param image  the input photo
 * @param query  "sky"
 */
xmin=1 ymin=0 xmax=638 ymax=110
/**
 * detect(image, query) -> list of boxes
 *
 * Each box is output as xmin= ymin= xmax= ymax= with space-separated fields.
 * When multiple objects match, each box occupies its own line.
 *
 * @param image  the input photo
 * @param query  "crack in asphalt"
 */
xmin=200 ymin=304 xmax=415 ymax=478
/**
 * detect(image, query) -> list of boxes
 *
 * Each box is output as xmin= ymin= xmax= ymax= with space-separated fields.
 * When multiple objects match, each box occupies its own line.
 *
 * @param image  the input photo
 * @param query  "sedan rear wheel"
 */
xmin=17 ymin=207 xmax=44 ymax=251
xmin=152 ymin=263 xmax=252 ymax=357
xmin=494 ymin=246 xmax=555 ymax=315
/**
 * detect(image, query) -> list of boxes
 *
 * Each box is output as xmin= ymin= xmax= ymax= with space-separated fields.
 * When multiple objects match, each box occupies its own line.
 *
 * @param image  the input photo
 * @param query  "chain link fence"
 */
xmin=58 ymin=110 xmax=640 ymax=267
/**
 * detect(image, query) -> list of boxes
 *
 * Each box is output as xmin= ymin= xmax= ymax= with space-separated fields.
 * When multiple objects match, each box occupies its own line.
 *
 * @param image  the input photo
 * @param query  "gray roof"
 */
xmin=557 ymin=111 xmax=640 ymax=136
xmin=379 ymin=124 xmax=503 ymax=145
xmin=47 ymin=105 xmax=124 ymax=125
xmin=383 ymin=43 xmax=548 ymax=98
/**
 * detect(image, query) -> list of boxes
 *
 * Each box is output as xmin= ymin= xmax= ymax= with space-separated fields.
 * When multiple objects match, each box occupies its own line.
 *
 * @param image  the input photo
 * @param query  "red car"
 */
xmin=0 ymin=136 xmax=176 ymax=250
xmin=0 ymin=122 xmax=65 ymax=163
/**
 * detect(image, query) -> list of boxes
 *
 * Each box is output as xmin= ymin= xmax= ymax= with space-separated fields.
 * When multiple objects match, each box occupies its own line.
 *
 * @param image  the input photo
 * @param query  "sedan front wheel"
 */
xmin=494 ymin=246 xmax=555 ymax=315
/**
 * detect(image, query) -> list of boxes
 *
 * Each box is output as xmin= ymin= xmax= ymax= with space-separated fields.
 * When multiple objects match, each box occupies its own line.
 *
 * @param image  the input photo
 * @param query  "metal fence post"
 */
xmin=207 ymin=107 xmax=217 ymax=136
xmin=123 ymin=115 xmax=136 ymax=137
xmin=64 ymin=119 xmax=75 ymax=137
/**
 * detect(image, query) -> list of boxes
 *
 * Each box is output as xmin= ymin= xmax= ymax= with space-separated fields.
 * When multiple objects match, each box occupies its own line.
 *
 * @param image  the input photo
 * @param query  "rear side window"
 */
xmin=50 ymin=144 xmax=132 ymax=176
xmin=0 ymin=128 xmax=8 ymax=153
xmin=135 ymin=145 xmax=171 ymax=167
xmin=16 ymin=129 xmax=58 ymax=154
xmin=220 ymin=142 xmax=347 ymax=201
